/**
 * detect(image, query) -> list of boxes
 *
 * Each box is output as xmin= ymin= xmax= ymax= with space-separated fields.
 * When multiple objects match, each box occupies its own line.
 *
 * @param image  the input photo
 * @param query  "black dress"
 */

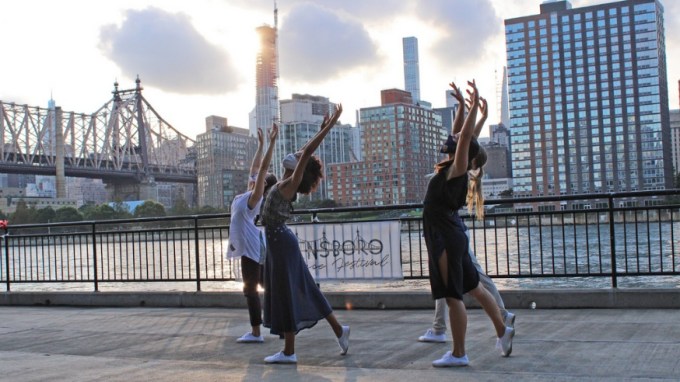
xmin=423 ymin=166 xmax=480 ymax=300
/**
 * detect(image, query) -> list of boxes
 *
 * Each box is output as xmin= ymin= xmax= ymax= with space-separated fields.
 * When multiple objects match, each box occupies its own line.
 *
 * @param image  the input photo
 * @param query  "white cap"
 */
xmin=282 ymin=153 xmax=298 ymax=170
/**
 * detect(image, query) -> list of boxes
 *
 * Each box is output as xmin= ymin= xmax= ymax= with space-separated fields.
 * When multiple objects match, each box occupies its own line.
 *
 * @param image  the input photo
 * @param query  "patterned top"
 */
xmin=261 ymin=184 xmax=292 ymax=226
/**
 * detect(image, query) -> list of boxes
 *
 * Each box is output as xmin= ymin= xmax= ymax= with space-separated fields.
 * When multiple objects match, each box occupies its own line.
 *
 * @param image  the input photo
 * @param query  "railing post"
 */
xmin=4 ymin=231 xmax=10 ymax=292
xmin=194 ymin=217 xmax=201 ymax=291
xmin=92 ymin=222 xmax=99 ymax=292
xmin=608 ymin=194 xmax=618 ymax=288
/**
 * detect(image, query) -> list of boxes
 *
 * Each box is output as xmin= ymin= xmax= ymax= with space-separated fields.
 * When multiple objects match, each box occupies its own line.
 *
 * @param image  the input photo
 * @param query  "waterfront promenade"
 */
xmin=2 ymin=294 xmax=679 ymax=381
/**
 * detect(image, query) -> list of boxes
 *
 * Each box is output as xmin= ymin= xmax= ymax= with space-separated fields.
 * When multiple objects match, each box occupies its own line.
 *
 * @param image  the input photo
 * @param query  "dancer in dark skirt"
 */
xmin=424 ymin=80 xmax=514 ymax=368
xmin=261 ymin=104 xmax=349 ymax=364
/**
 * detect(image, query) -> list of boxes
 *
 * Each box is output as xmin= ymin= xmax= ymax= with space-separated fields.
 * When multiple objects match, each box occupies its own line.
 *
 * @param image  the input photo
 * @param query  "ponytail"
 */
xmin=466 ymin=167 xmax=485 ymax=220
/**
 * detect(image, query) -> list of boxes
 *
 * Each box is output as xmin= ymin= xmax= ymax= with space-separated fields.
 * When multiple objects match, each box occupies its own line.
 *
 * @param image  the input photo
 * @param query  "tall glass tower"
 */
xmin=402 ymin=36 xmax=421 ymax=103
xmin=254 ymin=6 xmax=280 ymax=149
xmin=505 ymin=0 xmax=671 ymax=200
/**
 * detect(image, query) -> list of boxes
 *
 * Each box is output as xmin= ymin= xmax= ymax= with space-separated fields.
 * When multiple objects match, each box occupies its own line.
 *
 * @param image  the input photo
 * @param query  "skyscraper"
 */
xmin=505 ymin=0 xmax=672 ymax=200
xmin=254 ymin=7 xmax=280 ymax=147
xmin=277 ymin=94 xmax=359 ymax=200
xmin=402 ymin=37 xmax=421 ymax=103
xmin=196 ymin=116 xmax=257 ymax=209
xmin=328 ymin=89 xmax=444 ymax=206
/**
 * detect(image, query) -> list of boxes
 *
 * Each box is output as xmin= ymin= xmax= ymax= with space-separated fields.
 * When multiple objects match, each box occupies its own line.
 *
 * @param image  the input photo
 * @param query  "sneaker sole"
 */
xmin=418 ymin=337 xmax=446 ymax=343
xmin=503 ymin=330 xmax=515 ymax=357
xmin=433 ymin=362 xmax=469 ymax=367
xmin=340 ymin=327 xmax=350 ymax=355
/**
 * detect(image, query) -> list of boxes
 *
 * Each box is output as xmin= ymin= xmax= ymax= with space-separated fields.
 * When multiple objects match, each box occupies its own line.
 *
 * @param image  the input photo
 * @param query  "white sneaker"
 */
xmin=337 ymin=325 xmax=350 ymax=355
xmin=418 ymin=329 xmax=446 ymax=343
xmin=504 ymin=312 xmax=516 ymax=329
xmin=495 ymin=326 xmax=515 ymax=357
xmin=236 ymin=332 xmax=264 ymax=343
xmin=264 ymin=351 xmax=297 ymax=364
xmin=432 ymin=351 xmax=469 ymax=367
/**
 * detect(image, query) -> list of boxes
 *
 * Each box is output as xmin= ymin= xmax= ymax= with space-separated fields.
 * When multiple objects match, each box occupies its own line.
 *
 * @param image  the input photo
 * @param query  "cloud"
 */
xmin=229 ymin=0 xmax=409 ymax=21
xmin=418 ymin=0 xmax=501 ymax=69
xmin=99 ymin=7 xmax=241 ymax=95
xmin=278 ymin=3 xmax=382 ymax=82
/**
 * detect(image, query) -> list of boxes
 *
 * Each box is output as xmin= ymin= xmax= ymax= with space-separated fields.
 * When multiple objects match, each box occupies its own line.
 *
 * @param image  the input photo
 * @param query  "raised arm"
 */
xmin=292 ymin=104 xmax=342 ymax=157
xmin=248 ymin=124 xmax=278 ymax=209
xmin=473 ymin=96 xmax=488 ymax=138
xmin=279 ymin=104 xmax=343 ymax=199
xmin=447 ymin=80 xmax=479 ymax=180
xmin=449 ymin=81 xmax=466 ymax=136
xmin=248 ymin=128 xmax=265 ymax=181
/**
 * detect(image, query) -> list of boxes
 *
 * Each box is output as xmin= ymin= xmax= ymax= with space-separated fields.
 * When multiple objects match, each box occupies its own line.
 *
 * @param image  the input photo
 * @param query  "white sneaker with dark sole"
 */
xmin=496 ymin=326 xmax=515 ymax=357
xmin=236 ymin=332 xmax=264 ymax=343
xmin=264 ymin=351 xmax=297 ymax=364
xmin=338 ymin=325 xmax=350 ymax=355
xmin=432 ymin=351 xmax=469 ymax=367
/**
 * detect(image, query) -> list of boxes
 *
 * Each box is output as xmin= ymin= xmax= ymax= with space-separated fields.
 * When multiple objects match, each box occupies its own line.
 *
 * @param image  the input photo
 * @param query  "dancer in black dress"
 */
xmin=424 ymin=80 xmax=514 ymax=367
xmin=261 ymin=104 xmax=349 ymax=364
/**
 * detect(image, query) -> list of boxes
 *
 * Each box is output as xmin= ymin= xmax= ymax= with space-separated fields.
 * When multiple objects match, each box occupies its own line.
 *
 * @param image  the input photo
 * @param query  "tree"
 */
xmin=111 ymin=201 xmax=133 ymax=219
xmin=134 ymin=201 xmax=166 ymax=218
xmin=169 ymin=198 xmax=191 ymax=216
xmin=85 ymin=204 xmax=116 ymax=221
xmin=34 ymin=207 xmax=56 ymax=223
xmin=196 ymin=205 xmax=220 ymax=215
xmin=54 ymin=207 xmax=83 ymax=222
xmin=11 ymin=200 xmax=33 ymax=224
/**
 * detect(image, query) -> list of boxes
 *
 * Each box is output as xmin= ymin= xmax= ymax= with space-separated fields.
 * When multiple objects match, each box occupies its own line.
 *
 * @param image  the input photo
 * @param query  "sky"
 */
xmin=1 ymin=0 xmax=679 ymax=140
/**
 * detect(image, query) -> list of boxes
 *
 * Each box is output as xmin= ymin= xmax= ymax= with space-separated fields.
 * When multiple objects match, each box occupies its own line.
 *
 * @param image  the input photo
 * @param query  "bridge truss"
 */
xmin=0 ymin=78 xmax=196 ymax=184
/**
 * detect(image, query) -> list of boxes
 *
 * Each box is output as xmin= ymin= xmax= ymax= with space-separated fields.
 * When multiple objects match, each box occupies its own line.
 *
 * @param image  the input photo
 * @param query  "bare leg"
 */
xmin=251 ymin=325 xmax=261 ymax=337
xmin=469 ymin=284 xmax=505 ymax=337
xmin=438 ymin=250 xmax=467 ymax=358
xmin=283 ymin=332 xmax=295 ymax=355
xmin=325 ymin=312 xmax=343 ymax=338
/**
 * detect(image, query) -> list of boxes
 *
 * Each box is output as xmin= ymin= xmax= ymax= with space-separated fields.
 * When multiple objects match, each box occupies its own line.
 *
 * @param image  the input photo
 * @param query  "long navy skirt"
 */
xmin=263 ymin=223 xmax=333 ymax=335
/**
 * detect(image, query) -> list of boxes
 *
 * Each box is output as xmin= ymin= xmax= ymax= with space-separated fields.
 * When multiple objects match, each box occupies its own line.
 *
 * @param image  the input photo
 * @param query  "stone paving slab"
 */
xmin=1 ymin=306 xmax=679 ymax=381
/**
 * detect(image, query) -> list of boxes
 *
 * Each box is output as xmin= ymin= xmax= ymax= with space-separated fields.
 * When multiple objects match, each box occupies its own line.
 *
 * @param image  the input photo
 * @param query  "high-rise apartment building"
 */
xmin=328 ymin=89 xmax=444 ymax=206
xmin=277 ymin=94 xmax=359 ymax=200
xmin=670 ymin=109 xmax=680 ymax=176
xmin=403 ymin=37 xmax=421 ymax=103
xmin=196 ymin=116 xmax=257 ymax=209
xmin=253 ymin=7 xmax=279 ymax=147
xmin=505 ymin=0 xmax=672 ymax=200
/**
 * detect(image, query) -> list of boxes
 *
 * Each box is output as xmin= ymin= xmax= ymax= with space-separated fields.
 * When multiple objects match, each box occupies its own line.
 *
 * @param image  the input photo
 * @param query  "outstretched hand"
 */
xmin=466 ymin=79 xmax=479 ymax=101
xmin=269 ymin=123 xmax=279 ymax=141
xmin=257 ymin=128 xmax=264 ymax=146
xmin=479 ymin=97 xmax=488 ymax=118
xmin=449 ymin=81 xmax=465 ymax=104
xmin=322 ymin=104 xmax=343 ymax=129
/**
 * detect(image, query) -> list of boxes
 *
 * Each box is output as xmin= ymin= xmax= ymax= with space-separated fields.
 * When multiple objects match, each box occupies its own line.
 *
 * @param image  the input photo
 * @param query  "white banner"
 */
xmin=289 ymin=221 xmax=403 ymax=280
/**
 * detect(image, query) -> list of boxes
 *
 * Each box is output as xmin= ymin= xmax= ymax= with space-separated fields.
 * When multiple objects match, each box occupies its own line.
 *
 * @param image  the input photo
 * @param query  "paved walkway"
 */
xmin=1 ymin=306 xmax=679 ymax=381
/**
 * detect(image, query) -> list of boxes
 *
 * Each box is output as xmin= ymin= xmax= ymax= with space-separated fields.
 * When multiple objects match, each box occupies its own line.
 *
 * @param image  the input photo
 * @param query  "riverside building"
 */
xmin=328 ymin=89 xmax=444 ymax=206
xmin=505 ymin=0 xmax=672 ymax=202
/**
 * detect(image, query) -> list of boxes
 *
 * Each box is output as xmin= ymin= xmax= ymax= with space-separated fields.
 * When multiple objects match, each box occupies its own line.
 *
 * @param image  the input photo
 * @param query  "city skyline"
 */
xmin=2 ymin=0 xmax=679 ymax=141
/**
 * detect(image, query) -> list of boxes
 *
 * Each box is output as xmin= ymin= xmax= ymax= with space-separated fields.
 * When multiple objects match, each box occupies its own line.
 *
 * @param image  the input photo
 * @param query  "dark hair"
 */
xmin=264 ymin=173 xmax=278 ymax=195
xmin=297 ymin=155 xmax=323 ymax=194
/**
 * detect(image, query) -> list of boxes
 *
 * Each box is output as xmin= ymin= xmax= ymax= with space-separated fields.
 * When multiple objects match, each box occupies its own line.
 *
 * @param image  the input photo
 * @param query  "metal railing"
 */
xmin=1 ymin=190 xmax=679 ymax=291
